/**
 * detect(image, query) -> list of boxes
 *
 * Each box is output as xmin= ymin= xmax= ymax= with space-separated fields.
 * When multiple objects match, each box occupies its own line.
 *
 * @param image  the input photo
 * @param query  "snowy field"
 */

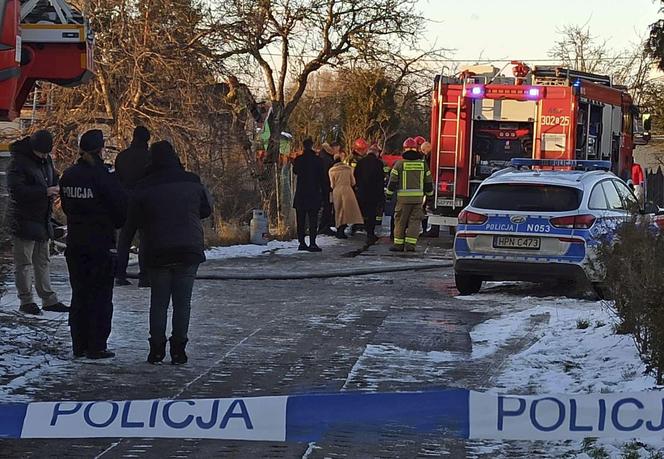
xmin=465 ymin=285 xmax=662 ymax=458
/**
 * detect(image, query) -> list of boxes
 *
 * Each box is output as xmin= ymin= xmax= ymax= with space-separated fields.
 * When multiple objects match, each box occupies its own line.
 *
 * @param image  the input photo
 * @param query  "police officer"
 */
xmin=60 ymin=130 xmax=127 ymax=359
xmin=386 ymin=137 xmax=434 ymax=252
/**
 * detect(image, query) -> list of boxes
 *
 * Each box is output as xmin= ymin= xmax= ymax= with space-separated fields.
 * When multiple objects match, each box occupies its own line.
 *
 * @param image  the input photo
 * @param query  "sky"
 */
xmin=419 ymin=0 xmax=662 ymax=67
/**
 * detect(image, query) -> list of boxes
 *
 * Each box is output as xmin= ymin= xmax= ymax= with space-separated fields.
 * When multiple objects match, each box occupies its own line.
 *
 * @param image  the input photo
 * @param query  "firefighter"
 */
xmin=349 ymin=138 xmax=368 ymax=168
xmin=60 ymin=130 xmax=127 ymax=359
xmin=386 ymin=137 xmax=434 ymax=252
xmin=348 ymin=138 xmax=368 ymax=234
xmin=631 ymin=161 xmax=646 ymax=205
xmin=414 ymin=136 xmax=427 ymax=152
xmin=355 ymin=143 xmax=385 ymax=245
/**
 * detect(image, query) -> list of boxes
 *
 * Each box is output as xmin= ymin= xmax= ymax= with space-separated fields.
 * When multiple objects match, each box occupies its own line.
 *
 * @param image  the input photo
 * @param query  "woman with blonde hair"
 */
xmin=329 ymin=151 xmax=363 ymax=238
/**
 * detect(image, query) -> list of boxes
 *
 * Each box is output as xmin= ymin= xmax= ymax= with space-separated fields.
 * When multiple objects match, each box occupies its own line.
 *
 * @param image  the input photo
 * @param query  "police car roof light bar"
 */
xmin=510 ymin=158 xmax=611 ymax=171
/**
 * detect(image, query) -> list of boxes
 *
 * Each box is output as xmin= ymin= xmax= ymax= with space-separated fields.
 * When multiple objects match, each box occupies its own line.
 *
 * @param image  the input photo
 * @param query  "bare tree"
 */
xmin=39 ymin=0 xmax=265 ymax=239
xmin=549 ymin=24 xmax=656 ymax=103
xmin=212 ymin=0 xmax=424 ymax=222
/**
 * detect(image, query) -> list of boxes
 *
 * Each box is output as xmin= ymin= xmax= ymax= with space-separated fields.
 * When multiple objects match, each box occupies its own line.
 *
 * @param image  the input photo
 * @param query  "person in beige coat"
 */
xmin=329 ymin=152 xmax=363 ymax=239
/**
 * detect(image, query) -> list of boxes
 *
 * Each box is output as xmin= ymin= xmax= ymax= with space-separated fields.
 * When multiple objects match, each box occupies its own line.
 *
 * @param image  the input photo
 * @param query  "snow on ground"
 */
xmin=205 ymin=236 xmax=340 ymax=260
xmin=462 ymin=287 xmax=663 ymax=458
xmin=0 ymin=310 xmax=70 ymax=402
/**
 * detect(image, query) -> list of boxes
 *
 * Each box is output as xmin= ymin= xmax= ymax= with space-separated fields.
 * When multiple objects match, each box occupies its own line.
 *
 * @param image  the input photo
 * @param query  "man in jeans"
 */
xmin=114 ymin=126 xmax=151 ymax=286
xmin=7 ymin=130 xmax=68 ymax=315
xmin=127 ymin=141 xmax=212 ymax=364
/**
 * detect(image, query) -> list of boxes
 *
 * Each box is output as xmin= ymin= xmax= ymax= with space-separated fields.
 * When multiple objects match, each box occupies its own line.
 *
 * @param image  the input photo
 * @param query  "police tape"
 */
xmin=1 ymin=390 xmax=664 ymax=441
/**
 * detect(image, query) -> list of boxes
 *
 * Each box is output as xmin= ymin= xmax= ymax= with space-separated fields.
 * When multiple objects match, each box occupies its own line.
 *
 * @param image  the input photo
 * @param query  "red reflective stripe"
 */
xmin=558 ymin=237 xmax=585 ymax=243
xmin=456 ymin=232 xmax=478 ymax=238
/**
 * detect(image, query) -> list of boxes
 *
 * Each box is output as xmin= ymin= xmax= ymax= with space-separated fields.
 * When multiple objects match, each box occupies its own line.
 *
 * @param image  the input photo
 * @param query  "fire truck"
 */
xmin=428 ymin=62 xmax=651 ymax=227
xmin=0 ymin=0 xmax=93 ymax=121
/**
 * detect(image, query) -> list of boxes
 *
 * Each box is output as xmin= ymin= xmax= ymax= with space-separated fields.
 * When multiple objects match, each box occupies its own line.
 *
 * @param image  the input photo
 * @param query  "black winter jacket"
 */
xmin=60 ymin=156 xmax=128 ymax=252
xmin=319 ymin=150 xmax=335 ymax=194
xmin=7 ymin=138 xmax=58 ymax=241
xmin=354 ymin=153 xmax=385 ymax=209
xmin=292 ymin=148 xmax=325 ymax=210
xmin=114 ymin=140 xmax=150 ymax=190
xmin=128 ymin=154 xmax=212 ymax=268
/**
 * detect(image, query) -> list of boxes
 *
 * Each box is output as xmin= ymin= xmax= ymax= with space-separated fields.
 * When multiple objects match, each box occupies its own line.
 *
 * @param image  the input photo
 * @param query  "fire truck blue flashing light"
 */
xmin=526 ymin=87 xmax=541 ymax=99
xmin=468 ymin=85 xmax=484 ymax=98
xmin=573 ymin=79 xmax=582 ymax=87
xmin=510 ymin=158 xmax=611 ymax=171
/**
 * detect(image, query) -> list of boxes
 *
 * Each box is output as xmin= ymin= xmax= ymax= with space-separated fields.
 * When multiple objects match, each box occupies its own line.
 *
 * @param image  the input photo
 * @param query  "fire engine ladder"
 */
xmin=19 ymin=0 xmax=88 ymax=44
xmin=20 ymin=0 xmax=81 ymax=24
xmin=435 ymin=79 xmax=465 ymax=211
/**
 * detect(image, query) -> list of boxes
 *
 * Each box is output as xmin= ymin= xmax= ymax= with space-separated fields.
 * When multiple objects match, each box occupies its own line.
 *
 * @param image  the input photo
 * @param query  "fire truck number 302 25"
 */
xmin=541 ymin=115 xmax=571 ymax=127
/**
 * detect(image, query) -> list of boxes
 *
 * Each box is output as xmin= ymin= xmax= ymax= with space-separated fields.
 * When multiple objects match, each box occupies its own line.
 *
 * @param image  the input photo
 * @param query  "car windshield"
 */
xmin=471 ymin=183 xmax=583 ymax=212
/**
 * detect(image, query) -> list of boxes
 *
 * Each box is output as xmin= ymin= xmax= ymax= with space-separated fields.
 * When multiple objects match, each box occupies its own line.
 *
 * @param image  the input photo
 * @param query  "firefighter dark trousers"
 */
xmin=394 ymin=201 xmax=424 ymax=248
xmin=66 ymin=249 xmax=116 ymax=355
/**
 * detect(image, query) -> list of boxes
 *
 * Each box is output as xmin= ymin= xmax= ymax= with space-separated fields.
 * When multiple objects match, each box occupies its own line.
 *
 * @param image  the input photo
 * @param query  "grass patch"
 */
xmin=581 ymin=438 xmax=609 ymax=459
xmin=204 ymin=218 xmax=250 ymax=247
xmin=576 ymin=318 xmax=590 ymax=330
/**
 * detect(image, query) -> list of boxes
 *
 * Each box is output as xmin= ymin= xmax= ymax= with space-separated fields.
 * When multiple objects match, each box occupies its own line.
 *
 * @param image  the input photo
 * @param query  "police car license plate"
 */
xmin=493 ymin=236 xmax=541 ymax=250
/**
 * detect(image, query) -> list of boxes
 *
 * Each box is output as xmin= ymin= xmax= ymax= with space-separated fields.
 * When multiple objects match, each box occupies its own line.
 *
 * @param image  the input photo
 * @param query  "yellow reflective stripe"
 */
xmin=390 ymin=168 xmax=399 ymax=176
xmin=403 ymin=161 xmax=425 ymax=171
xmin=425 ymin=191 xmax=434 ymax=196
xmin=394 ymin=238 xmax=405 ymax=245
xmin=425 ymin=170 xmax=432 ymax=176
xmin=398 ymin=191 xmax=424 ymax=197
xmin=405 ymin=237 xmax=418 ymax=245
xmin=385 ymin=189 xmax=394 ymax=196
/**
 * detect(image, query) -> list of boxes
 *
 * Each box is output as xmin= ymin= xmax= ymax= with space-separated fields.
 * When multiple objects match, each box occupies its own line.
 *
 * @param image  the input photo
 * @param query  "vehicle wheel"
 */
xmin=455 ymin=273 xmax=482 ymax=295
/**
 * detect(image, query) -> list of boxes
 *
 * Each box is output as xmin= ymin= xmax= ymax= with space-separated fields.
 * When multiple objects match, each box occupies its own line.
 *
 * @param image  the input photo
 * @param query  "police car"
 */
xmin=453 ymin=159 xmax=648 ymax=296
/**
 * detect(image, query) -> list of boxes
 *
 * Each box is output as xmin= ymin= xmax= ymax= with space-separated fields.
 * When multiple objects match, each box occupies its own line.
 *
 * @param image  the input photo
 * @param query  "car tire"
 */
xmin=455 ymin=273 xmax=482 ymax=295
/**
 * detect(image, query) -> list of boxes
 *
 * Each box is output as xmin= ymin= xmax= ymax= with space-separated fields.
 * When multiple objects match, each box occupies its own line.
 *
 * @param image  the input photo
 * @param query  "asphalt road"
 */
xmin=0 ymin=236 xmax=557 ymax=458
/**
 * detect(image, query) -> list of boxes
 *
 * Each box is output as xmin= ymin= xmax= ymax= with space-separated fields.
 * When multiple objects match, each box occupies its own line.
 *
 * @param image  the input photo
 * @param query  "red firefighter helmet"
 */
xmin=353 ymin=138 xmax=369 ymax=154
xmin=414 ymin=136 xmax=427 ymax=147
xmin=403 ymin=137 xmax=418 ymax=151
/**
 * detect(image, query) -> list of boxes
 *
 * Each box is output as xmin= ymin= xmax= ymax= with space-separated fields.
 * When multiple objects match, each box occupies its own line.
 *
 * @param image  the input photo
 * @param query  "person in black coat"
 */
xmin=7 ymin=130 xmax=68 ymax=315
xmin=127 ymin=141 xmax=212 ymax=365
xmin=60 ymin=129 xmax=127 ymax=359
xmin=318 ymin=142 xmax=336 ymax=236
xmin=293 ymin=138 xmax=326 ymax=252
xmin=354 ymin=144 xmax=386 ymax=245
xmin=114 ymin=126 xmax=151 ymax=287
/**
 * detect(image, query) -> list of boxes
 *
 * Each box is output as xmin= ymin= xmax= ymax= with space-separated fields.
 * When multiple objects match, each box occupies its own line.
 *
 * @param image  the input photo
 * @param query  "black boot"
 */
xmin=169 ymin=337 xmax=188 ymax=365
xmin=147 ymin=338 xmax=166 ymax=364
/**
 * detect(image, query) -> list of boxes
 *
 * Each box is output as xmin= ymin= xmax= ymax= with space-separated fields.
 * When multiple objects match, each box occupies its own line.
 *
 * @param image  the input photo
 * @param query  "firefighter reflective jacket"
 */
xmin=385 ymin=150 xmax=434 ymax=204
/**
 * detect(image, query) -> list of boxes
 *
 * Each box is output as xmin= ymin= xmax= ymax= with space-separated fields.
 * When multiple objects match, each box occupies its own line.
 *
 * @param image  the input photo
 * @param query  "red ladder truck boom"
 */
xmin=428 ymin=62 xmax=651 ymax=228
xmin=0 ymin=0 xmax=93 ymax=121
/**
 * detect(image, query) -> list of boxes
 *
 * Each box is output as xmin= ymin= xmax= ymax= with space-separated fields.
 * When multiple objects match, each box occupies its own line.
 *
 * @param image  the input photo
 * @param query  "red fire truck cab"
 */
xmin=429 ymin=63 xmax=651 ymax=227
